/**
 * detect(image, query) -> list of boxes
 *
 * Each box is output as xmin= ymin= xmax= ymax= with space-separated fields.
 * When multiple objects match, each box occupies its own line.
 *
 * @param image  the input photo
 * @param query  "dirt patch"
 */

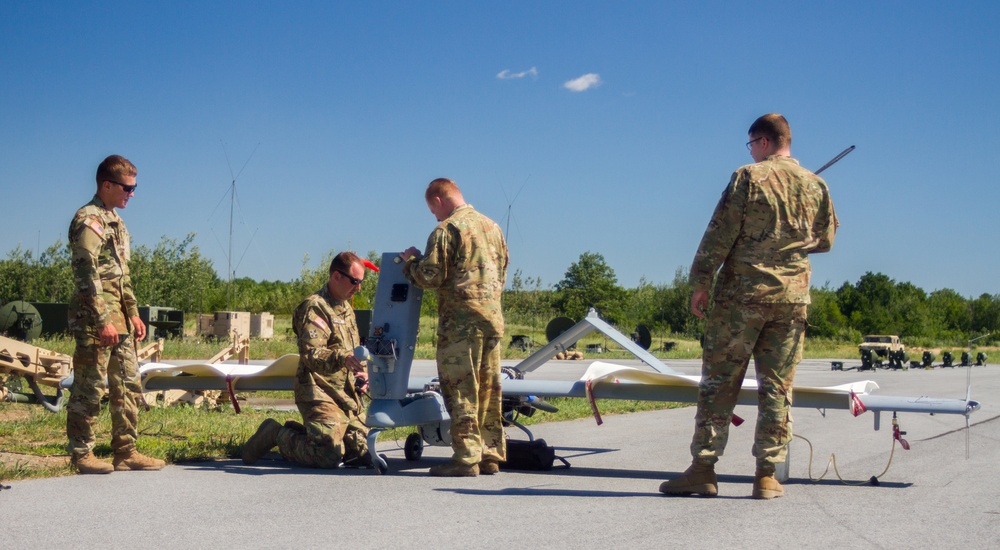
xmin=0 ymin=451 xmax=69 ymax=470
xmin=0 ymin=407 xmax=33 ymax=423
xmin=0 ymin=406 xmax=71 ymax=476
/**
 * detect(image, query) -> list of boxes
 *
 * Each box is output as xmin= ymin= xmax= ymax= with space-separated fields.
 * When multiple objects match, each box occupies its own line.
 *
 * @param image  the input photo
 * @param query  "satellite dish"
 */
xmin=633 ymin=324 xmax=652 ymax=350
xmin=0 ymin=300 xmax=43 ymax=341
xmin=545 ymin=316 xmax=575 ymax=343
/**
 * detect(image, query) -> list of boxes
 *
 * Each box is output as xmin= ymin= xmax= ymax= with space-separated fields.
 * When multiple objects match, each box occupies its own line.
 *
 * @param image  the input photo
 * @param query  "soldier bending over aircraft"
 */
xmin=400 ymin=178 xmax=509 ymax=477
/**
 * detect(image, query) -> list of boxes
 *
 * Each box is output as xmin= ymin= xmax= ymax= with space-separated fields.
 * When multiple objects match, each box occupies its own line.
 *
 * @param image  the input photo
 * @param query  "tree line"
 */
xmin=2 ymin=239 xmax=998 ymax=346
xmin=0 ymin=235 xmax=379 ymax=316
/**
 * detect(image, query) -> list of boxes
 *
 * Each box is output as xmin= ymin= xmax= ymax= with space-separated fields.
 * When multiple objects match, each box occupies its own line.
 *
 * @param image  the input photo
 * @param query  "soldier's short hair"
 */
xmin=329 ymin=251 xmax=362 ymax=275
xmin=425 ymin=178 xmax=461 ymax=202
xmin=96 ymin=155 xmax=137 ymax=186
xmin=748 ymin=114 xmax=791 ymax=148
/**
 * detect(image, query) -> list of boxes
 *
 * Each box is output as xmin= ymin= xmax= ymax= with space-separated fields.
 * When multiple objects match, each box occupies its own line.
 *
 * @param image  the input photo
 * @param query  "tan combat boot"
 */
xmin=242 ymin=418 xmax=282 ymax=465
xmin=479 ymin=459 xmax=500 ymax=475
xmin=752 ymin=472 xmax=784 ymax=499
xmin=659 ymin=462 xmax=718 ymax=496
xmin=429 ymin=460 xmax=479 ymax=477
xmin=72 ymin=452 xmax=114 ymax=475
xmin=113 ymin=448 xmax=166 ymax=471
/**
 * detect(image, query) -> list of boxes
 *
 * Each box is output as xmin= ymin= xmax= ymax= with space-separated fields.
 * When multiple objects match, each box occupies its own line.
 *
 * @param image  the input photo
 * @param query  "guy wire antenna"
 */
xmin=499 ymin=175 xmax=530 ymax=242
xmin=221 ymin=141 xmax=260 ymax=310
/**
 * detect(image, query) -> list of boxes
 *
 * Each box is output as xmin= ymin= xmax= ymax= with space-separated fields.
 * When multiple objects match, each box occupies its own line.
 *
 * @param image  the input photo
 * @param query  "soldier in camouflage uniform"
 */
xmin=66 ymin=155 xmax=165 ymax=474
xmin=242 ymin=251 xmax=371 ymax=468
xmin=660 ymin=114 xmax=837 ymax=499
xmin=401 ymin=178 xmax=509 ymax=477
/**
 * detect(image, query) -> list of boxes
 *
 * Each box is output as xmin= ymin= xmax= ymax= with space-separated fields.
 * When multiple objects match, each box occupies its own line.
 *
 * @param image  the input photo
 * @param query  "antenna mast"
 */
xmin=221 ymin=142 xmax=259 ymax=310
xmin=500 ymin=176 xmax=529 ymax=241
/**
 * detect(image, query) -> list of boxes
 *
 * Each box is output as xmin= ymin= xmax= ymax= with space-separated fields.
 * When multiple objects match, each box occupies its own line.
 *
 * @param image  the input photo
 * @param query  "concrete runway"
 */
xmin=2 ymin=358 xmax=998 ymax=549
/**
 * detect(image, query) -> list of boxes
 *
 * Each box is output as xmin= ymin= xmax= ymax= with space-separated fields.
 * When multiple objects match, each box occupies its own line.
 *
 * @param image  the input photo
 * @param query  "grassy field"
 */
xmin=3 ymin=314 xmax=992 ymax=482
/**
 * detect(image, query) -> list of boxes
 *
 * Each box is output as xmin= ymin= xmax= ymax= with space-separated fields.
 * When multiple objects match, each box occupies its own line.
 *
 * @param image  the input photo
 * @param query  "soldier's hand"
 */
xmin=345 ymin=355 xmax=364 ymax=373
xmin=99 ymin=324 xmax=120 ymax=347
xmin=691 ymin=290 xmax=709 ymax=320
xmin=132 ymin=315 xmax=147 ymax=342
xmin=400 ymin=247 xmax=421 ymax=261
xmin=354 ymin=369 xmax=369 ymax=391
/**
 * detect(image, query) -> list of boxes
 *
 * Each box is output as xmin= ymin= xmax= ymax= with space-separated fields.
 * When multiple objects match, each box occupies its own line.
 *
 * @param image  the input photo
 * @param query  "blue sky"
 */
xmin=2 ymin=1 xmax=998 ymax=299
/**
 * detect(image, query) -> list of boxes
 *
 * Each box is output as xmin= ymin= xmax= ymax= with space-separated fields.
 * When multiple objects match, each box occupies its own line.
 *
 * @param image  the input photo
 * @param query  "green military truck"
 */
xmin=859 ymin=335 xmax=908 ymax=370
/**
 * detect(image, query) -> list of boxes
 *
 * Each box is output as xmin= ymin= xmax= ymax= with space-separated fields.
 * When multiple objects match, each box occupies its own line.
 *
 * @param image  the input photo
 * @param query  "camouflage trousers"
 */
xmin=437 ymin=329 xmax=506 ymax=465
xmin=276 ymin=400 xmax=369 ymax=468
xmin=66 ymin=335 xmax=141 ymax=456
xmin=691 ymin=301 xmax=807 ymax=474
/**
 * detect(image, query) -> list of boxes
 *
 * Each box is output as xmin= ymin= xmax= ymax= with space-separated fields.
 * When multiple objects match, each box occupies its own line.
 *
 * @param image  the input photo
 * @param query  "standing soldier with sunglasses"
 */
xmin=66 ymin=154 xmax=165 ymax=474
xmin=242 ymin=251 xmax=372 ymax=468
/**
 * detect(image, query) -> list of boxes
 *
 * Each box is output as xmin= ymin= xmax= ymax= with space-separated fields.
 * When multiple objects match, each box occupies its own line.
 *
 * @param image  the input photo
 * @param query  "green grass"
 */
xmin=0 ymin=393 xmax=684 ymax=482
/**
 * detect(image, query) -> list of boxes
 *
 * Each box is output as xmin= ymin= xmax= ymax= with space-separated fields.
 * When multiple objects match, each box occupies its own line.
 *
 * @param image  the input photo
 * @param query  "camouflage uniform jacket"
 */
xmin=403 ymin=204 xmax=509 ymax=337
xmin=292 ymin=284 xmax=364 ymax=411
xmin=68 ymin=195 xmax=139 ymax=336
xmin=690 ymin=155 xmax=837 ymax=304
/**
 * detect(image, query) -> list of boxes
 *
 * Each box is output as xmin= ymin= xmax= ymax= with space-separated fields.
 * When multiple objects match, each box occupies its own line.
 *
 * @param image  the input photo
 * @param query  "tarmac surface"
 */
xmin=2 ymin=358 xmax=999 ymax=549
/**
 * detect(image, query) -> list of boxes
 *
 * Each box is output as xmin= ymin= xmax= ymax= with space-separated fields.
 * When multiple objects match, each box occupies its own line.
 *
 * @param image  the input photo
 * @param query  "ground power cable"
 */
xmin=793 ymin=430 xmax=902 ymax=486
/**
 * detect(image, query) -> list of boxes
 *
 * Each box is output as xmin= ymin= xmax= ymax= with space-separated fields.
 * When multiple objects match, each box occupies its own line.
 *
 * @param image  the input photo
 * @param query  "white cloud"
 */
xmin=563 ymin=73 xmax=602 ymax=92
xmin=497 ymin=67 xmax=539 ymax=80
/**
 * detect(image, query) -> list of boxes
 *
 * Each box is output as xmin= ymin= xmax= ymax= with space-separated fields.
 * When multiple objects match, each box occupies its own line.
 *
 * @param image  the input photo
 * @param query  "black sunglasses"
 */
xmin=107 ymin=180 xmax=138 ymax=193
xmin=336 ymin=270 xmax=364 ymax=285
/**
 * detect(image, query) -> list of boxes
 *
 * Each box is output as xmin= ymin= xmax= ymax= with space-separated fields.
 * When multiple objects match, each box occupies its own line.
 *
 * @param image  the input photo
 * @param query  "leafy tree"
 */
xmin=298 ymin=251 xmax=333 ymax=298
xmin=970 ymin=293 xmax=1000 ymax=344
xmin=0 ymin=248 xmax=32 ymax=303
xmin=838 ymin=272 xmax=895 ymax=335
xmin=626 ymin=276 xmax=660 ymax=331
xmin=504 ymin=269 xmax=547 ymax=322
xmin=0 ymin=244 xmax=74 ymax=303
xmin=649 ymin=268 xmax=701 ymax=336
xmin=130 ymin=234 xmax=220 ymax=313
xmin=354 ymin=250 xmax=381 ymax=310
xmin=890 ymin=282 xmax=932 ymax=339
xmin=554 ymin=252 xmax=626 ymax=324
xmin=807 ymin=285 xmax=845 ymax=338
xmin=34 ymin=242 xmax=74 ymax=302
xmin=927 ymin=288 xmax=971 ymax=338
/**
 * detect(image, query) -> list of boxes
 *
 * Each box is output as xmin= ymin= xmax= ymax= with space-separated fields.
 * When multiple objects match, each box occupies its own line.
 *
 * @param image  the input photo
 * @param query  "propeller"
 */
xmin=965 ymin=333 xmax=990 ymax=458
xmin=525 ymin=395 xmax=559 ymax=414
xmin=965 ymin=366 xmax=973 ymax=459
xmin=501 ymin=366 xmax=559 ymax=417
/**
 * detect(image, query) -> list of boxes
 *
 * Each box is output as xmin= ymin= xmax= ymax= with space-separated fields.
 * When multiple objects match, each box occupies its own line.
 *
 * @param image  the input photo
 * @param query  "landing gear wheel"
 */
xmin=404 ymin=432 xmax=423 ymax=461
xmin=374 ymin=454 xmax=388 ymax=475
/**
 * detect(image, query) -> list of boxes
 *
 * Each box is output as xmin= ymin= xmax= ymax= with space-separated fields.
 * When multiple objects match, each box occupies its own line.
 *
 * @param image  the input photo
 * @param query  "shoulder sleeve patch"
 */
xmin=86 ymin=218 xmax=105 ymax=237
xmin=310 ymin=315 xmax=330 ymax=332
